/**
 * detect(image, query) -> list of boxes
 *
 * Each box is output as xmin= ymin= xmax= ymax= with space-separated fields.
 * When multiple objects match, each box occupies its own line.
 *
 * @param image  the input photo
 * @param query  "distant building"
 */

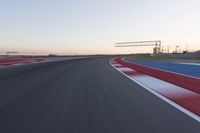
xmin=195 ymin=50 xmax=200 ymax=53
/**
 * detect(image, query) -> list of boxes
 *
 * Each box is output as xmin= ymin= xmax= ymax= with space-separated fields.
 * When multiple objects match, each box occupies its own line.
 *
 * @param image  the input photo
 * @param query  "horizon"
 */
xmin=1 ymin=0 xmax=200 ymax=55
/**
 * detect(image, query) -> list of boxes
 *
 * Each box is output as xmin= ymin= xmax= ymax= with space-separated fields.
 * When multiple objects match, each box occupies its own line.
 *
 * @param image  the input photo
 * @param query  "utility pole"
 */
xmin=186 ymin=43 xmax=188 ymax=52
xmin=175 ymin=46 xmax=180 ymax=53
xmin=167 ymin=45 xmax=170 ymax=53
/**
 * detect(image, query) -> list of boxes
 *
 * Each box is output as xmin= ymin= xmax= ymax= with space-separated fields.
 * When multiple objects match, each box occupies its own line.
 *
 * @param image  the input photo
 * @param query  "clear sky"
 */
xmin=0 ymin=0 xmax=200 ymax=55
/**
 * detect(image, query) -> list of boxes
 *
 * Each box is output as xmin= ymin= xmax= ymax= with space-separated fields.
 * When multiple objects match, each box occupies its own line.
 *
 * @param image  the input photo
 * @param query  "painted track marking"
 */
xmin=110 ymin=59 xmax=200 ymax=123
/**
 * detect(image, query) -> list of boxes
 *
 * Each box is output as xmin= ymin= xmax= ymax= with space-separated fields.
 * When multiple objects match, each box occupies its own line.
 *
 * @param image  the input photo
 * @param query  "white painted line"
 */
xmin=109 ymin=60 xmax=200 ymax=123
xmin=112 ymin=64 xmax=123 ymax=67
xmin=176 ymin=62 xmax=200 ymax=66
xmin=110 ymin=62 xmax=117 ymax=64
xmin=128 ymin=75 xmax=200 ymax=123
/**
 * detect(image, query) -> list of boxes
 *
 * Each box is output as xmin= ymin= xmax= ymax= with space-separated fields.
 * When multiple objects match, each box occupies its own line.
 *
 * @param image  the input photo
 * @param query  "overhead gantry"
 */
xmin=115 ymin=40 xmax=161 ymax=54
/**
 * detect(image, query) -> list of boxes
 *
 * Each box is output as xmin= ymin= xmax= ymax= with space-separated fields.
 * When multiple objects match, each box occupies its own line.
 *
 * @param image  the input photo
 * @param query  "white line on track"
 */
xmin=176 ymin=62 xmax=200 ymax=66
xmin=112 ymin=64 xmax=123 ymax=67
xmin=109 ymin=60 xmax=200 ymax=123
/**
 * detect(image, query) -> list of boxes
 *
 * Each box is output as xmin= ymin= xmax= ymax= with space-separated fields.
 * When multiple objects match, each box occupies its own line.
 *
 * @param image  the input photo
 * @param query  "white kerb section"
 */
xmin=112 ymin=64 xmax=123 ymax=67
xmin=117 ymin=67 xmax=135 ymax=72
xmin=131 ymin=75 xmax=199 ymax=98
xmin=110 ymin=60 xmax=200 ymax=123
xmin=110 ymin=61 xmax=117 ymax=64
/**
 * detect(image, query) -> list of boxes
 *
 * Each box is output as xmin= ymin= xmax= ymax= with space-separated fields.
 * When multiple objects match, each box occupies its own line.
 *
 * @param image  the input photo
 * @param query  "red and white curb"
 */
xmin=0 ymin=58 xmax=46 ymax=68
xmin=110 ymin=58 xmax=200 ymax=123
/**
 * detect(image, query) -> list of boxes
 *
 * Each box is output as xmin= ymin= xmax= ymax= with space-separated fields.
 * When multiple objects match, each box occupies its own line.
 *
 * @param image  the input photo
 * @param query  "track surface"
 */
xmin=0 ymin=57 xmax=199 ymax=133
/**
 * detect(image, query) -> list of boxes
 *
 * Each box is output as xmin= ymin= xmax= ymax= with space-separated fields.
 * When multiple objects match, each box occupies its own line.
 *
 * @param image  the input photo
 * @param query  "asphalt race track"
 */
xmin=0 ymin=57 xmax=199 ymax=133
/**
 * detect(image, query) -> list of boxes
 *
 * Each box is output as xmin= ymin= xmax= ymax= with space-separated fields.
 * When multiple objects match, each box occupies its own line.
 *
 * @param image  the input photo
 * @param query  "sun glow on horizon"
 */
xmin=1 ymin=0 xmax=200 ymax=55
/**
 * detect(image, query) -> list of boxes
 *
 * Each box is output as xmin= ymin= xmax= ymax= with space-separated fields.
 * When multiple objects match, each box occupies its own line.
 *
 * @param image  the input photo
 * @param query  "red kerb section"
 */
xmin=0 ymin=58 xmax=46 ymax=67
xmin=116 ymin=58 xmax=200 ymax=94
